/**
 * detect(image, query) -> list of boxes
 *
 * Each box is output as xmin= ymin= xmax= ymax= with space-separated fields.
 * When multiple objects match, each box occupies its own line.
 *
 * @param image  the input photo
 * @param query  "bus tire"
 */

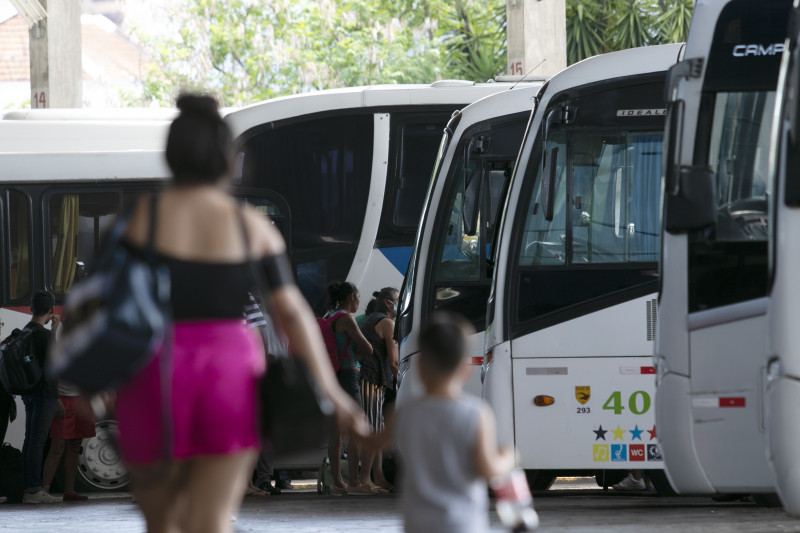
xmin=75 ymin=419 xmax=130 ymax=492
xmin=753 ymin=494 xmax=783 ymax=508
xmin=524 ymin=470 xmax=557 ymax=491
xmin=646 ymin=470 xmax=677 ymax=497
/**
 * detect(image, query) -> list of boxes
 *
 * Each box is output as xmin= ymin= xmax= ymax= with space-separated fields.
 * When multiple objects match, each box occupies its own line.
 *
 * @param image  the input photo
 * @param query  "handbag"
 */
xmin=237 ymin=208 xmax=335 ymax=456
xmin=49 ymin=193 xmax=171 ymax=395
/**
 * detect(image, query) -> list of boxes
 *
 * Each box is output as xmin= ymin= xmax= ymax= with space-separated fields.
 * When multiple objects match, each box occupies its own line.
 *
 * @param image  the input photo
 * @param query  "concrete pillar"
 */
xmin=29 ymin=0 xmax=82 ymax=108
xmin=506 ymin=0 xmax=567 ymax=79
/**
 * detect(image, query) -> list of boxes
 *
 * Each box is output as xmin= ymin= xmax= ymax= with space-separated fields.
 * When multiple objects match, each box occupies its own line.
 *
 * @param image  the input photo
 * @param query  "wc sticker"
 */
xmin=629 ymin=444 xmax=645 ymax=461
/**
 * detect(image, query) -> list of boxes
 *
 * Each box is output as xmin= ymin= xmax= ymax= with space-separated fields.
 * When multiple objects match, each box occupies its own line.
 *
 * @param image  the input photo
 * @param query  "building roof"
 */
xmin=0 ymin=13 xmax=145 ymax=83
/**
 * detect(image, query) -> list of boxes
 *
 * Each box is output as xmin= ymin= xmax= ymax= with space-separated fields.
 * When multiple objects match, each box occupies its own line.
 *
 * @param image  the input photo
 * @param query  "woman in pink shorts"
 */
xmin=115 ymin=95 xmax=369 ymax=533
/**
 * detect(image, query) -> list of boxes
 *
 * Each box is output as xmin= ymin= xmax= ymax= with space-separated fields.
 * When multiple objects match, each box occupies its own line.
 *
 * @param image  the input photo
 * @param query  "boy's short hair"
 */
xmin=419 ymin=312 xmax=474 ymax=375
xmin=31 ymin=290 xmax=55 ymax=317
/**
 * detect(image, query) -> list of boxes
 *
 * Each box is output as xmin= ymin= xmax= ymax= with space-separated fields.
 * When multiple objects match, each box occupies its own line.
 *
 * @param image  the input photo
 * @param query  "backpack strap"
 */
xmin=327 ymin=310 xmax=352 ymax=367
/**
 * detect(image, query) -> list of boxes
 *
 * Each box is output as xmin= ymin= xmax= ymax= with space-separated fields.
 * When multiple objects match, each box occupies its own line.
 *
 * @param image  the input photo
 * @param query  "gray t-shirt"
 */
xmin=394 ymin=393 xmax=488 ymax=533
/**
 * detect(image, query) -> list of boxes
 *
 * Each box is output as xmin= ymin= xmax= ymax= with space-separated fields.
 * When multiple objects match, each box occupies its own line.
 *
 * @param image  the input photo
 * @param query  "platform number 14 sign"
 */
xmin=33 ymin=89 xmax=47 ymax=109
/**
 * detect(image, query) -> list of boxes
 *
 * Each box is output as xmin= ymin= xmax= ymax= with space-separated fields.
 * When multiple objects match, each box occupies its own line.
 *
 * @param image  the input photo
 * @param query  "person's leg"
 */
xmin=347 ymin=437 xmax=362 ymax=488
xmin=21 ymin=396 xmax=33 ymax=489
xmin=128 ymin=461 xmax=189 ymax=533
xmin=178 ymin=450 xmax=258 ymax=533
xmin=63 ymin=439 xmax=83 ymax=496
xmin=254 ymin=446 xmax=273 ymax=487
xmin=0 ymin=394 xmax=10 ymax=445
xmin=327 ymin=426 xmax=346 ymax=489
xmin=42 ymin=438 xmax=66 ymax=491
xmin=22 ymin=396 xmax=58 ymax=493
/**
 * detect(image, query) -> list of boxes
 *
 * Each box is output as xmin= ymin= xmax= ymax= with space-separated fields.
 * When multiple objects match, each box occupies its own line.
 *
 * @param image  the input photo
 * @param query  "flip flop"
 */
xmin=347 ymin=485 xmax=374 ymax=495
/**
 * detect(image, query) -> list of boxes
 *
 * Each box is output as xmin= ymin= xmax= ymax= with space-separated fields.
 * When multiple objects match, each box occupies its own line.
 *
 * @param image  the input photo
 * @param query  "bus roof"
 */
xmin=226 ymin=80 xmax=545 ymax=137
xmin=542 ymin=43 xmax=684 ymax=97
xmin=450 ymin=83 xmax=542 ymax=129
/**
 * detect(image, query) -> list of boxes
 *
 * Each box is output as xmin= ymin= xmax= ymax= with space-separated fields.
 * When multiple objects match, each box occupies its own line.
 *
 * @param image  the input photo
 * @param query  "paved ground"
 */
xmin=2 ymin=478 xmax=800 ymax=532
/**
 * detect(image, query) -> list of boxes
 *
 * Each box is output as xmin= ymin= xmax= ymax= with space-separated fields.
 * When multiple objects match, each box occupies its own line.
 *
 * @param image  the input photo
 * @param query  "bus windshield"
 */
xmin=708 ymin=91 xmax=774 ymax=242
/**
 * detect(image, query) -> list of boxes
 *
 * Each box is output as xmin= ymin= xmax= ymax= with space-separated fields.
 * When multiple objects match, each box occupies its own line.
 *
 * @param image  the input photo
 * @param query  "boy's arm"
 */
xmin=359 ymin=410 xmax=395 ymax=450
xmin=474 ymin=405 xmax=515 ymax=480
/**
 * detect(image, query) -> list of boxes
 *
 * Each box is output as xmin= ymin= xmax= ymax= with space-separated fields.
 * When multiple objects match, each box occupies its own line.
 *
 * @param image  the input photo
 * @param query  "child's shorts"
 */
xmin=116 ymin=320 xmax=265 ymax=465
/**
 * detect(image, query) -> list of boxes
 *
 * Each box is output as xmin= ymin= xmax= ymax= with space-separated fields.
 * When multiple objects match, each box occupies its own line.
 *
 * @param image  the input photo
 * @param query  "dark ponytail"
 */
xmin=326 ymin=281 xmax=357 ymax=311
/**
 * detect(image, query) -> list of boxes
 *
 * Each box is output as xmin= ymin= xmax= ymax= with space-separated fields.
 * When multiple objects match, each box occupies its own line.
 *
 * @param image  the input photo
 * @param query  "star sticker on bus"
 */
xmin=647 ymin=425 xmax=657 ymax=440
xmin=629 ymin=425 xmax=643 ymax=441
xmin=593 ymin=425 xmax=608 ymax=441
xmin=612 ymin=425 xmax=625 ymax=440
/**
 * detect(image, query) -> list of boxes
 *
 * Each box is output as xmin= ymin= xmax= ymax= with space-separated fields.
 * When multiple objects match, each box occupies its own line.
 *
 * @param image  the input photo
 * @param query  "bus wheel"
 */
xmin=646 ymin=470 xmax=677 ymax=497
xmin=524 ymin=470 xmax=557 ymax=491
xmin=75 ymin=420 xmax=130 ymax=492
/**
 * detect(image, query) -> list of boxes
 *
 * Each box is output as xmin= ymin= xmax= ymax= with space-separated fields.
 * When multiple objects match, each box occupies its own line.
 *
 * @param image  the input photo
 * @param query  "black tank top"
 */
xmin=122 ymin=240 xmax=252 ymax=320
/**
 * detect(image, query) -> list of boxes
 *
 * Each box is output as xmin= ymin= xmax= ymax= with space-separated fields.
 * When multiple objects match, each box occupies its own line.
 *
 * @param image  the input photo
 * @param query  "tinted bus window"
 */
xmin=9 ymin=190 xmax=31 ymax=301
xmin=236 ymin=114 xmax=373 ymax=313
xmin=48 ymin=191 xmax=119 ymax=296
xmin=393 ymin=121 xmax=448 ymax=228
xmin=515 ymin=130 xmax=662 ymax=327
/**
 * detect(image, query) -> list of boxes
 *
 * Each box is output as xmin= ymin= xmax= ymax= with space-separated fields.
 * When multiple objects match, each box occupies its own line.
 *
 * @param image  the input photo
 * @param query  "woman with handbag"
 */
xmin=357 ymin=287 xmax=399 ymax=493
xmin=114 ymin=95 xmax=369 ymax=533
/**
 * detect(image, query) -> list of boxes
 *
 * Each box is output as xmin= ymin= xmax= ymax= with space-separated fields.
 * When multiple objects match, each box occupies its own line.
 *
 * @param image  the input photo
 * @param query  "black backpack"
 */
xmin=0 ymin=327 xmax=42 ymax=395
xmin=0 ymin=443 xmax=23 ymax=503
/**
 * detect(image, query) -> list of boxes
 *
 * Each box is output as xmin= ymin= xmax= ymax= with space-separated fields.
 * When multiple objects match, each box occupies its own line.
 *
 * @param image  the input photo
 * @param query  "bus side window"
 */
xmin=48 ymin=191 xmax=120 ymax=296
xmin=9 ymin=190 xmax=31 ymax=302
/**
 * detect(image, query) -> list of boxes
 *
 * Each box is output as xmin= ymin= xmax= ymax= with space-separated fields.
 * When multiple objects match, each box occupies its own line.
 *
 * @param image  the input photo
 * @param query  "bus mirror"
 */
xmin=541 ymin=146 xmax=558 ymax=222
xmin=664 ymin=166 xmax=716 ymax=233
xmin=664 ymin=100 xmax=684 ymax=195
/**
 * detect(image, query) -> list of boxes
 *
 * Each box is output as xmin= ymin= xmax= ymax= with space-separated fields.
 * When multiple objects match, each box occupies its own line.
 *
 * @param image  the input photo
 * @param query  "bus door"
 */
xmin=659 ymin=0 xmax=789 ymax=494
xmin=422 ymin=115 xmax=528 ymax=395
xmin=506 ymin=80 xmax=664 ymax=472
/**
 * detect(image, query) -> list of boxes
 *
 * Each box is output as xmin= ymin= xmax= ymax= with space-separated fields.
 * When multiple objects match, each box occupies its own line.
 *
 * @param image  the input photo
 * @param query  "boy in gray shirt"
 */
xmin=373 ymin=312 xmax=526 ymax=533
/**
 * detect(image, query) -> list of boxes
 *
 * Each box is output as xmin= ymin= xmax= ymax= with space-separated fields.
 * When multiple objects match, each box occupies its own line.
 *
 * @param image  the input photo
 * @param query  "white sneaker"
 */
xmin=23 ymin=489 xmax=61 ymax=503
xmin=613 ymin=473 xmax=646 ymax=491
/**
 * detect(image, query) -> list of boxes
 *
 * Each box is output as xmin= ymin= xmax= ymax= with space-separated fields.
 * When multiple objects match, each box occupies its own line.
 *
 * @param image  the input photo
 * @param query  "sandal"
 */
xmin=347 ymin=484 xmax=374 ymax=495
xmin=331 ymin=484 xmax=348 ymax=496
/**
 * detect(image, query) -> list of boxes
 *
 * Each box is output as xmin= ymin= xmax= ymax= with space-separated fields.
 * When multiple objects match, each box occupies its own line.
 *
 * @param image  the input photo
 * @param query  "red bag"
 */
xmin=317 ymin=310 xmax=350 ymax=372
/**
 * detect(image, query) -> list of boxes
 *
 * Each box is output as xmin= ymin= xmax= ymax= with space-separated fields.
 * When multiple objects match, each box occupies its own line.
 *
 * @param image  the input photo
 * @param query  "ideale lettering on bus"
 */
xmin=732 ymin=43 xmax=784 ymax=57
xmin=615 ymin=109 xmax=666 ymax=117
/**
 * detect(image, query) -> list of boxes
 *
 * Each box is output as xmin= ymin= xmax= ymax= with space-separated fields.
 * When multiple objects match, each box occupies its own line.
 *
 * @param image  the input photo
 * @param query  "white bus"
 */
xmin=482 ymin=44 xmax=681 ymax=492
xmin=656 ymin=0 xmax=789 ymax=502
xmin=0 ymin=80 xmax=521 ymax=489
xmin=395 ymin=83 xmax=544 ymax=403
xmin=765 ymin=1 xmax=800 ymax=515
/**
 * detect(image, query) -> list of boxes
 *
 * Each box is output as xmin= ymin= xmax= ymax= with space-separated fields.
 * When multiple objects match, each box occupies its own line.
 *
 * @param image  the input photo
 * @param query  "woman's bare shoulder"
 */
xmin=241 ymin=204 xmax=286 ymax=257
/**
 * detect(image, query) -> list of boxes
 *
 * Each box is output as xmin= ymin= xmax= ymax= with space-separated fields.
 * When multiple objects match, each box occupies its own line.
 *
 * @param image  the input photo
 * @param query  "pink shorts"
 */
xmin=116 ymin=320 xmax=265 ymax=465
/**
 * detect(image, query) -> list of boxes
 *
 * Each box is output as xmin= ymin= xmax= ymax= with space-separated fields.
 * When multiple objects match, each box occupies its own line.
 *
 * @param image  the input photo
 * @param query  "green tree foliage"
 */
xmin=130 ymin=0 xmax=505 ymax=107
xmin=566 ymin=0 xmax=694 ymax=64
xmin=128 ymin=0 xmax=692 ymax=107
